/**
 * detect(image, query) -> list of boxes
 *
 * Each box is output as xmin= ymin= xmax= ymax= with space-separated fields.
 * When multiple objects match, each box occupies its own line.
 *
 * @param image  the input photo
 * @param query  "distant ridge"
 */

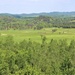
xmin=0 ymin=12 xmax=75 ymax=18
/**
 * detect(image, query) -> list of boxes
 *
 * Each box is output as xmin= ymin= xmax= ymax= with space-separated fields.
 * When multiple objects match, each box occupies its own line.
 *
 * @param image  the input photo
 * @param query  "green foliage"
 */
xmin=0 ymin=36 xmax=75 ymax=75
xmin=60 ymin=58 xmax=74 ymax=75
xmin=0 ymin=15 xmax=75 ymax=30
xmin=0 ymin=13 xmax=75 ymax=75
xmin=52 ymin=29 xmax=57 ymax=33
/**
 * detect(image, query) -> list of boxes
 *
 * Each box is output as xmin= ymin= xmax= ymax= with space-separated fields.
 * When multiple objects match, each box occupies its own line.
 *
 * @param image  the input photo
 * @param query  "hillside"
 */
xmin=0 ymin=12 xmax=75 ymax=30
xmin=0 ymin=12 xmax=75 ymax=18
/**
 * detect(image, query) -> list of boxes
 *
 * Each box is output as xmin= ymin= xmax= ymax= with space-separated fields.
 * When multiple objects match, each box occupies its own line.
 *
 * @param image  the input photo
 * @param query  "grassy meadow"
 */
xmin=0 ymin=28 xmax=75 ymax=43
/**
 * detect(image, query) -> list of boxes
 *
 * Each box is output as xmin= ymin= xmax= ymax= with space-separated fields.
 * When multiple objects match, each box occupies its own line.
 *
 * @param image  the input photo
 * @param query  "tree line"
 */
xmin=0 ymin=15 xmax=75 ymax=30
xmin=0 ymin=36 xmax=75 ymax=75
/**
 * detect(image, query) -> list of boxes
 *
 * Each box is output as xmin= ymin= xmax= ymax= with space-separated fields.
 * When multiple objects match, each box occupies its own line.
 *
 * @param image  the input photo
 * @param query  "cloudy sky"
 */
xmin=0 ymin=0 xmax=75 ymax=14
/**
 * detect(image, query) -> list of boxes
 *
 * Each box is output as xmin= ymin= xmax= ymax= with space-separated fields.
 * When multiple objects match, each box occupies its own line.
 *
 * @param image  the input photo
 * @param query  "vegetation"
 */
xmin=0 ymin=28 xmax=75 ymax=42
xmin=0 ymin=36 xmax=75 ymax=75
xmin=0 ymin=13 xmax=75 ymax=75
xmin=0 ymin=14 xmax=75 ymax=30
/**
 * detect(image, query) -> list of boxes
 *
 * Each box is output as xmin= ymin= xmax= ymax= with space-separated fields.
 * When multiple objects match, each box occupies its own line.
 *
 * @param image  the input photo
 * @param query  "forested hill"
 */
xmin=0 ymin=12 xmax=75 ymax=30
xmin=0 ymin=12 xmax=75 ymax=18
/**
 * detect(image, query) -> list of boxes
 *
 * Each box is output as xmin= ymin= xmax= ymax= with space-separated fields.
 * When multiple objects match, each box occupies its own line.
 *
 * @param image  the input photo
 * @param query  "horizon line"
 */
xmin=0 ymin=11 xmax=75 ymax=14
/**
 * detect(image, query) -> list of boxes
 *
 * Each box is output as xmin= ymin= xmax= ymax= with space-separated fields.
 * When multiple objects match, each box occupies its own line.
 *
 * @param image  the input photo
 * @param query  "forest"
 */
xmin=0 ymin=12 xmax=75 ymax=30
xmin=0 ymin=36 xmax=75 ymax=75
xmin=0 ymin=12 xmax=75 ymax=75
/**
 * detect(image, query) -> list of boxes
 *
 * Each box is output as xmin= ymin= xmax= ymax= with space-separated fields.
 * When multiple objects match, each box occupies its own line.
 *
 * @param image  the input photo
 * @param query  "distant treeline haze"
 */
xmin=0 ymin=15 xmax=75 ymax=30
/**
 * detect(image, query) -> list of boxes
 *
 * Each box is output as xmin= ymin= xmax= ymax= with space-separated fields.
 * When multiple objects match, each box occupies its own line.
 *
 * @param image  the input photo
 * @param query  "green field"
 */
xmin=0 ymin=28 xmax=75 ymax=43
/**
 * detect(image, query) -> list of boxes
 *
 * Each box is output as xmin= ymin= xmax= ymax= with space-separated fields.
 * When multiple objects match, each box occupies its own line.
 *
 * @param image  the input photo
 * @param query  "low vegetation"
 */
xmin=0 ymin=28 xmax=75 ymax=42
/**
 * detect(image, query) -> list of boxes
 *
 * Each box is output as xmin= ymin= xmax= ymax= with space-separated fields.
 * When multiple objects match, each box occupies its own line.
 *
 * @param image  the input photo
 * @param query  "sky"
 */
xmin=0 ymin=0 xmax=75 ymax=14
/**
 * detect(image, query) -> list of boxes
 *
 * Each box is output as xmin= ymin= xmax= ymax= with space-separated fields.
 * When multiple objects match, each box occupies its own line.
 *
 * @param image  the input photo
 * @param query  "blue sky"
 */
xmin=0 ymin=0 xmax=75 ymax=14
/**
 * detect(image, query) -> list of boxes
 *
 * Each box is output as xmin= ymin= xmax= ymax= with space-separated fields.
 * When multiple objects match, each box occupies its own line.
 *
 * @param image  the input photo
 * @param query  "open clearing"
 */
xmin=0 ymin=28 xmax=75 ymax=43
